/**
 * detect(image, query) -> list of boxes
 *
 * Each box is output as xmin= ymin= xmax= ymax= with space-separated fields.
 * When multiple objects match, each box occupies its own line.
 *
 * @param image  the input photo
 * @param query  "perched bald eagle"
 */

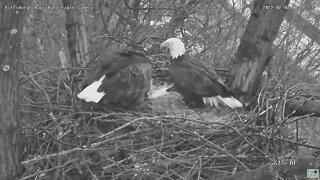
xmin=160 ymin=38 xmax=242 ymax=109
xmin=78 ymin=50 xmax=156 ymax=109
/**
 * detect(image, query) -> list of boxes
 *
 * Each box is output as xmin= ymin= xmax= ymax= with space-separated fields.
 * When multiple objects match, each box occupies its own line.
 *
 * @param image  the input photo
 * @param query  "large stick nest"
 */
xmin=19 ymin=68 xmax=320 ymax=180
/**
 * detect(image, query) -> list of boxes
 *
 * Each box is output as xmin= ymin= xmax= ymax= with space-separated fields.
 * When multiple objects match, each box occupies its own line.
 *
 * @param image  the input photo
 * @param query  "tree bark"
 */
xmin=228 ymin=0 xmax=290 ymax=104
xmin=62 ymin=0 xmax=90 ymax=67
xmin=0 ymin=0 xmax=24 ymax=179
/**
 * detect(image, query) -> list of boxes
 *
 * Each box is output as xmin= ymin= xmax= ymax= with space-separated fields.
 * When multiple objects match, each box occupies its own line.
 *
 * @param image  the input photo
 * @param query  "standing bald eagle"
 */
xmin=77 ymin=50 xmax=153 ymax=109
xmin=160 ymin=38 xmax=242 ymax=109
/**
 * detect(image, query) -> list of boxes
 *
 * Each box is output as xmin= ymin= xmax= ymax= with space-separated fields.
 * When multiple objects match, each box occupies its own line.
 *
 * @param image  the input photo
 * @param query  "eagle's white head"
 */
xmin=160 ymin=38 xmax=186 ymax=59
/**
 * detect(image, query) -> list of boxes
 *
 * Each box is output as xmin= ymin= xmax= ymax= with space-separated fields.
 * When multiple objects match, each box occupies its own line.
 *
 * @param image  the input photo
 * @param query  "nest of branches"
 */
xmin=19 ymin=67 xmax=320 ymax=180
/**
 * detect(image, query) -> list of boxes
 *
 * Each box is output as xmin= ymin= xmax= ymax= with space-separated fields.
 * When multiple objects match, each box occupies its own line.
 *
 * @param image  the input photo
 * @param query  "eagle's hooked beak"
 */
xmin=160 ymin=41 xmax=168 ymax=50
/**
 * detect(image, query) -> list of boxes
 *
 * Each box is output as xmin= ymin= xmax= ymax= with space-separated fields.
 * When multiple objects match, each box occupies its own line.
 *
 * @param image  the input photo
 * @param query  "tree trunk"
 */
xmin=0 ymin=0 xmax=24 ymax=179
xmin=62 ymin=0 xmax=90 ymax=67
xmin=228 ymin=0 xmax=290 ymax=104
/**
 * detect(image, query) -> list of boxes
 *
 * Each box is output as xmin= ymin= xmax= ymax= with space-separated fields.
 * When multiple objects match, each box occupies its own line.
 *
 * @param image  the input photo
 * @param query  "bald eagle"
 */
xmin=78 ymin=50 xmax=166 ymax=109
xmin=160 ymin=38 xmax=242 ymax=109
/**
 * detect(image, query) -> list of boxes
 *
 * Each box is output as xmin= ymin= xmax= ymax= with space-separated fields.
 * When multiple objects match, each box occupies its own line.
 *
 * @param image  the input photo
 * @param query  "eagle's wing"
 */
xmin=79 ymin=50 xmax=152 ymax=108
xmin=81 ymin=51 xmax=146 ymax=88
xmin=170 ymin=55 xmax=232 ymax=97
xmin=98 ymin=62 xmax=152 ymax=107
xmin=187 ymin=56 xmax=229 ymax=89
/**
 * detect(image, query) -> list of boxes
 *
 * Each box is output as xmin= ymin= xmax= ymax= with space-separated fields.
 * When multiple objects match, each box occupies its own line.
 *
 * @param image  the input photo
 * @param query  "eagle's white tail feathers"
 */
xmin=216 ymin=95 xmax=243 ymax=109
xmin=77 ymin=75 xmax=106 ymax=103
xmin=202 ymin=97 xmax=219 ymax=108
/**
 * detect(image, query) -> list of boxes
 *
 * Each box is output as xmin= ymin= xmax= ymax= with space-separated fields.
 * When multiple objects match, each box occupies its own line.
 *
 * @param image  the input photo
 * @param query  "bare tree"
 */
xmin=216 ymin=0 xmax=320 ymax=116
xmin=62 ymin=0 xmax=90 ymax=67
xmin=0 ymin=0 xmax=25 ymax=179
xmin=228 ymin=0 xmax=290 ymax=104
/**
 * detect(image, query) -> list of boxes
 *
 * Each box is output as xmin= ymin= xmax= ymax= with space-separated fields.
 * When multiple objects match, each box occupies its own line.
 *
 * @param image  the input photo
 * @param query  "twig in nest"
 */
xmin=20 ymin=160 xmax=76 ymax=180
xmin=169 ymin=123 xmax=249 ymax=170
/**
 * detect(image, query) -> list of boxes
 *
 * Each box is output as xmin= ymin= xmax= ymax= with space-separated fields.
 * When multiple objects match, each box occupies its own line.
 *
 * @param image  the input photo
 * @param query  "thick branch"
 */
xmin=285 ymin=98 xmax=320 ymax=117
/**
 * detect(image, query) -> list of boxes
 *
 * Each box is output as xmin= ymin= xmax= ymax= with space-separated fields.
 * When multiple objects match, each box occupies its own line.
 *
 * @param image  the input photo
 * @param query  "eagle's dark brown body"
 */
xmin=160 ymin=38 xmax=242 ymax=109
xmin=79 ymin=50 xmax=152 ymax=109
xmin=170 ymin=54 xmax=234 ymax=107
